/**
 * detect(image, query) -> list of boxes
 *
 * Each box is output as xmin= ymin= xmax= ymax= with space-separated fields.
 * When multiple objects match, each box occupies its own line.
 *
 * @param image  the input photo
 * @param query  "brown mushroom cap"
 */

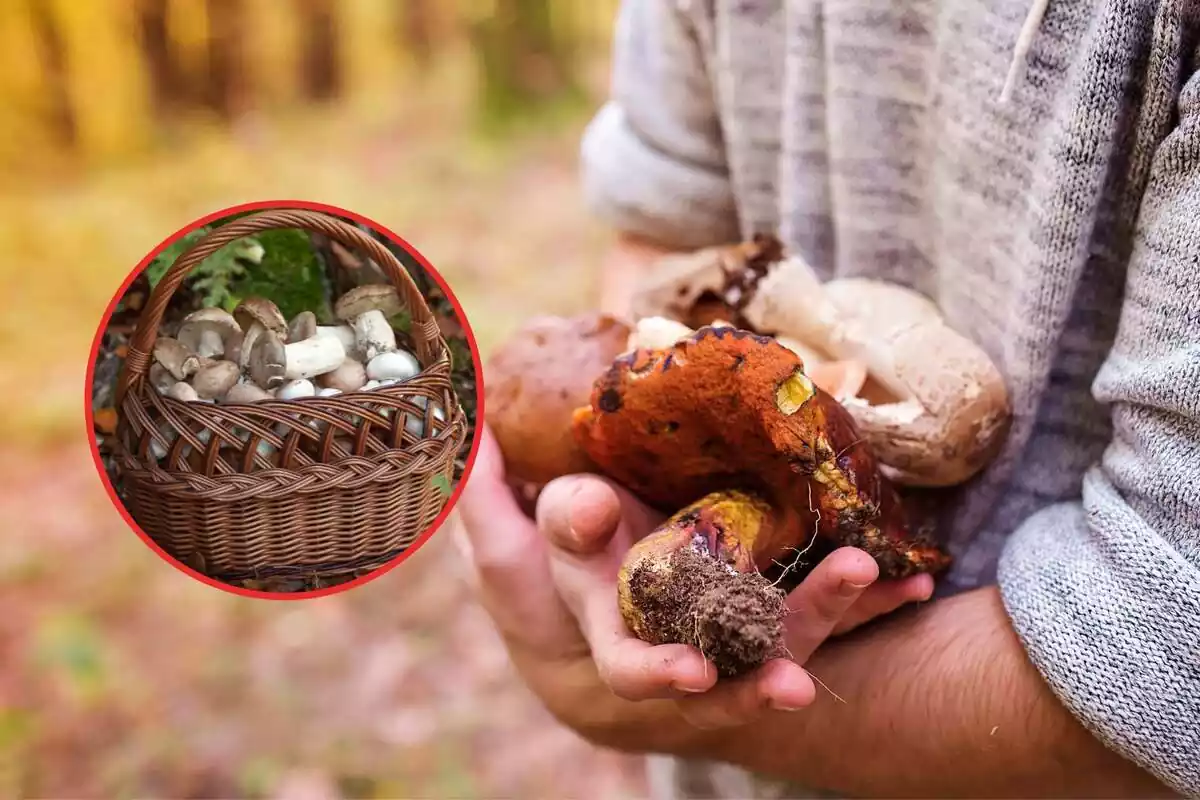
xmin=152 ymin=337 xmax=202 ymax=381
xmin=287 ymin=311 xmax=317 ymax=343
xmin=485 ymin=312 xmax=632 ymax=485
xmin=223 ymin=381 xmax=273 ymax=404
xmin=334 ymin=284 xmax=403 ymax=321
xmin=192 ymin=360 xmax=241 ymax=400
xmin=177 ymin=308 xmax=242 ymax=357
xmin=248 ymin=329 xmax=287 ymax=390
xmin=233 ymin=297 xmax=287 ymax=336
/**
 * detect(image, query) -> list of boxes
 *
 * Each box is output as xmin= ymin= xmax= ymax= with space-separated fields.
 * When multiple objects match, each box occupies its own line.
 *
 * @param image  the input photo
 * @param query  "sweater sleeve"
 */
xmin=579 ymin=0 xmax=740 ymax=249
xmin=998 ymin=67 xmax=1200 ymax=795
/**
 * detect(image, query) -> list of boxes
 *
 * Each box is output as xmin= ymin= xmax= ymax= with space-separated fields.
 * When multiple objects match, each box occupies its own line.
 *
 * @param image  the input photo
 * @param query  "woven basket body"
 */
xmin=113 ymin=209 xmax=468 ymax=581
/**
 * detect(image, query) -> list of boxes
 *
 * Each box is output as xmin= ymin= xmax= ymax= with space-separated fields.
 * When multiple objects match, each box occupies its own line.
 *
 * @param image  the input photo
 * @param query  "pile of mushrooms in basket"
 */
xmin=145 ymin=285 xmax=442 ymax=461
xmin=486 ymin=236 xmax=1012 ymax=678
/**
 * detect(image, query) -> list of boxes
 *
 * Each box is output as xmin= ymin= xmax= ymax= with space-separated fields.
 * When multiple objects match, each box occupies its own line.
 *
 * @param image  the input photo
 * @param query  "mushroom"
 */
xmin=148 ymin=363 xmax=175 ymax=394
xmin=317 ymin=387 xmax=342 ymax=397
xmin=223 ymin=382 xmax=273 ymax=404
xmin=287 ymin=311 xmax=317 ymax=343
xmin=315 ymin=324 xmax=358 ymax=355
xmin=484 ymin=312 xmax=632 ymax=485
xmin=166 ymin=382 xmax=200 ymax=402
xmin=570 ymin=326 xmax=952 ymax=676
xmin=247 ymin=329 xmax=287 ymax=390
xmin=632 ymin=237 xmax=1011 ymax=487
xmin=233 ymin=297 xmax=287 ymax=372
xmin=153 ymin=337 xmax=202 ymax=381
xmin=282 ymin=335 xmax=346 ymax=381
xmin=177 ymin=308 xmax=242 ymax=359
xmin=191 ymin=360 xmax=241 ymax=400
xmin=334 ymin=285 xmax=402 ymax=361
xmin=362 ymin=380 xmax=382 ymax=391
xmin=740 ymin=257 xmax=1010 ymax=486
xmin=276 ymin=379 xmax=315 ymax=400
xmin=318 ymin=357 xmax=367 ymax=392
xmin=404 ymin=401 xmax=445 ymax=438
xmin=365 ymin=350 xmax=419 ymax=382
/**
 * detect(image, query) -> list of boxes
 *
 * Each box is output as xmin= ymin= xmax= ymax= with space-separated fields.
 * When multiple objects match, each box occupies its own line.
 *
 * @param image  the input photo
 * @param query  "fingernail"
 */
xmin=670 ymin=681 xmax=707 ymax=694
xmin=840 ymin=580 xmax=871 ymax=596
xmin=770 ymin=699 xmax=804 ymax=711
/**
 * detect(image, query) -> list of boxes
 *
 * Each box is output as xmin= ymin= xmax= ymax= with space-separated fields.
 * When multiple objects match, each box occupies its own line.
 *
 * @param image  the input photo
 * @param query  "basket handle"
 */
xmin=118 ymin=208 xmax=444 ymax=404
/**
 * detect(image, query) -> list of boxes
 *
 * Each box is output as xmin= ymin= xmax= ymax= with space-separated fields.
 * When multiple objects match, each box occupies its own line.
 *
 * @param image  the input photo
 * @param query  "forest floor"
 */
xmin=0 ymin=70 xmax=647 ymax=798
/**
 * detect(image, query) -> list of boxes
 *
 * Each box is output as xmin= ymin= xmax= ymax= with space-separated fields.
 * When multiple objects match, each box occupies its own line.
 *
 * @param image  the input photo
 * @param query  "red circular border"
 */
xmin=84 ymin=199 xmax=485 ymax=600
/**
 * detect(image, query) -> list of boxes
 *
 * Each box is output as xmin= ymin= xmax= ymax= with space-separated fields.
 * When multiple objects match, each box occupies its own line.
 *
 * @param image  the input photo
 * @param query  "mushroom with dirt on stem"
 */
xmin=177 ymin=307 xmax=242 ymax=359
xmin=334 ymin=285 xmax=402 ymax=361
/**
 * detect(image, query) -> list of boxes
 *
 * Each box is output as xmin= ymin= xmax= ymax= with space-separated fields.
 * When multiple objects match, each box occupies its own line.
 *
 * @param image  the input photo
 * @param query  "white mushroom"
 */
xmin=166 ymin=382 xmax=201 ymax=402
xmin=276 ymin=379 xmax=315 ymax=400
xmin=317 ymin=387 xmax=342 ymax=397
xmin=315 ymin=324 xmax=359 ymax=355
xmin=191 ymin=360 xmax=241 ymax=400
xmin=282 ymin=335 xmax=345 ymax=380
xmin=177 ymin=308 xmax=242 ymax=359
xmin=366 ymin=350 xmax=419 ymax=382
xmin=153 ymin=337 xmax=202 ymax=381
xmin=627 ymin=316 xmax=694 ymax=351
xmin=317 ymin=357 xmax=366 ymax=392
xmin=362 ymin=380 xmax=382 ymax=391
xmin=405 ymin=402 xmax=445 ymax=438
xmin=334 ymin=285 xmax=403 ymax=361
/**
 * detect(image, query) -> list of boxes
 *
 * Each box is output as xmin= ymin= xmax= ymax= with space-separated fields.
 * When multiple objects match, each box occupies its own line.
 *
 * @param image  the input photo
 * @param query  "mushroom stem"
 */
xmin=283 ymin=336 xmax=346 ymax=380
xmin=352 ymin=309 xmax=397 ymax=361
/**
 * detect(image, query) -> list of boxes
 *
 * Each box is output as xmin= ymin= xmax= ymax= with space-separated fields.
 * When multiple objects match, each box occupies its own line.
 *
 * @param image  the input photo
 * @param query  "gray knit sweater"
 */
xmin=579 ymin=0 xmax=1200 ymax=796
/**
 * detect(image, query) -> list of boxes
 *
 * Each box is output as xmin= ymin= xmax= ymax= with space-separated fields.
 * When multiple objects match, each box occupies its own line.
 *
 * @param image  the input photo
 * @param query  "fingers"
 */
xmin=456 ymin=427 xmax=581 ymax=654
xmin=674 ymin=659 xmax=817 ymax=729
xmin=832 ymin=573 xmax=935 ymax=636
xmin=538 ymin=474 xmax=665 ymax=554
xmin=783 ymin=546 xmax=879 ymax=663
xmin=536 ymin=476 xmax=624 ymax=555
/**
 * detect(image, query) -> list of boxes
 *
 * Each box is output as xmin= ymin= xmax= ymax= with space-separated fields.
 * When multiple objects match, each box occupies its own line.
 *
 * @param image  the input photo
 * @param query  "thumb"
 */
xmin=537 ymin=475 xmax=623 ymax=555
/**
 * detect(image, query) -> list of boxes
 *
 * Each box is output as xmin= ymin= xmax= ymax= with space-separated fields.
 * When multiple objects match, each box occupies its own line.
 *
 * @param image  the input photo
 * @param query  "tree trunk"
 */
xmin=472 ymin=0 xmax=581 ymax=131
xmin=297 ymin=0 xmax=340 ymax=101
xmin=203 ymin=0 xmax=250 ymax=119
xmin=27 ymin=0 xmax=76 ymax=147
xmin=136 ymin=0 xmax=187 ymax=118
xmin=401 ymin=0 xmax=434 ymax=68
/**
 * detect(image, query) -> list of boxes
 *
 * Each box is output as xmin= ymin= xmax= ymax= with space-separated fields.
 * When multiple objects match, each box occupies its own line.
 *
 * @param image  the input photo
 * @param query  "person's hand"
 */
xmin=455 ymin=427 xmax=699 ymax=752
xmin=534 ymin=473 xmax=936 ymax=730
xmin=456 ymin=425 xmax=935 ymax=748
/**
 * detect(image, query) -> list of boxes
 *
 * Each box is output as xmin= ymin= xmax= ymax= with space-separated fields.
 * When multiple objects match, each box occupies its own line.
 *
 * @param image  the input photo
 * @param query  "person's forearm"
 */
xmin=597 ymin=232 xmax=681 ymax=317
xmin=706 ymin=586 xmax=1172 ymax=798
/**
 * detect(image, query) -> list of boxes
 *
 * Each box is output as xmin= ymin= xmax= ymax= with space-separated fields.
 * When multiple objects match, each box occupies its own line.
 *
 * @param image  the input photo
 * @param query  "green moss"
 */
xmin=231 ymin=229 xmax=330 ymax=321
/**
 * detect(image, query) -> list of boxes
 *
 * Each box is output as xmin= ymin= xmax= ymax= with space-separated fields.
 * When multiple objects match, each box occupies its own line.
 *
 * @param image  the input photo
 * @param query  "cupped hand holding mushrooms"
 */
xmin=484 ymin=240 xmax=1012 ymax=678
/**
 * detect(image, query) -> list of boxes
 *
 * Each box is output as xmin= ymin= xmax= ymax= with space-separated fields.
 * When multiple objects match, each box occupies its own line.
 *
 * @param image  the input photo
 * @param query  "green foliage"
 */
xmin=230 ymin=229 xmax=331 ymax=322
xmin=140 ymin=224 xmax=330 ymax=321
xmin=432 ymin=473 xmax=452 ymax=498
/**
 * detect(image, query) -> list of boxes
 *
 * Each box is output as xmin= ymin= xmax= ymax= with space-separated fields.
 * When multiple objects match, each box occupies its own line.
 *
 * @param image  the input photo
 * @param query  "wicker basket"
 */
xmin=113 ymin=208 xmax=468 ymax=582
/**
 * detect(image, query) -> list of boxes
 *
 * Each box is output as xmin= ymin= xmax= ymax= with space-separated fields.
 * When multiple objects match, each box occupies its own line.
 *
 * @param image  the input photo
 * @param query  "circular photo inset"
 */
xmin=88 ymin=201 xmax=481 ymax=597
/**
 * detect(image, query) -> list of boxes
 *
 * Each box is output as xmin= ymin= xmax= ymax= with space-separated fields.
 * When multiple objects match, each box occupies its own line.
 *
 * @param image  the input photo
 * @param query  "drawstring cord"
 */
xmin=999 ymin=0 xmax=1051 ymax=103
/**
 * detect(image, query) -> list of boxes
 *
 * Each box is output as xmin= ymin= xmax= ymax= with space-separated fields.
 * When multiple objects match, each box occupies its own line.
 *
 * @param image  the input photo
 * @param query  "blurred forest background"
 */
xmin=0 ymin=1 xmax=643 ymax=797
